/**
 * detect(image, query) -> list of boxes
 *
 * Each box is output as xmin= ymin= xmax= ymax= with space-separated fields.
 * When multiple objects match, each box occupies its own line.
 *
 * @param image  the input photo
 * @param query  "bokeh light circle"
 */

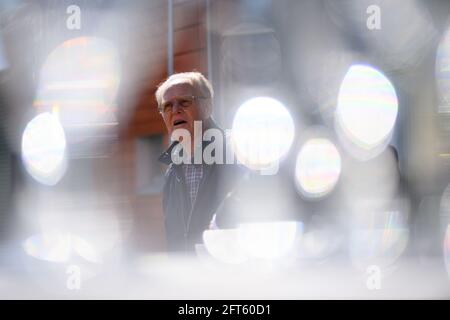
xmin=231 ymin=97 xmax=295 ymax=171
xmin=436 ymin=27 xmax=450 ymax=112
xmin=295 ymin=138 xmax=341 ymax=199
xmin=336 ymin=64 xmax=398 ymax=158
xmin=35 ymin=37 xmax=121 ymax=128
xmin=203 ymin=229 xmax=248 ymax=264
xmin=444 ymin=224 xmax=450 ymax=278
xmin=21 ymin=112 xmax=67 ymax=186
xmin=237 ymin=221 xmax=297 ymax=259
xmin=441 ymin=184 xmax=450 ymax=278
xmin=22 ymin=232 xmax=101 ymax=264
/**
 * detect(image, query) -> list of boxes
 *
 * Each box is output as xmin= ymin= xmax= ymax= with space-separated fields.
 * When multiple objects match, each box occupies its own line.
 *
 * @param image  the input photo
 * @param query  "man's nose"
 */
xmin=172 ymin=101 xmax=183 ymax=113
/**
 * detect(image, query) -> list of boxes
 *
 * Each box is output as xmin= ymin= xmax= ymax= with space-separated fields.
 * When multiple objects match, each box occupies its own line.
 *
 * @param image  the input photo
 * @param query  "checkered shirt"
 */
xmin=182 ymin=164 xmax=204 ymax=206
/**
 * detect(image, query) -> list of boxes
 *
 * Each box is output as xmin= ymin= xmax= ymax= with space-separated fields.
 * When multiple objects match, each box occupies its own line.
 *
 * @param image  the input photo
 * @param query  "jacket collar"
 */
xmin=158 ymin=140 xmax=180 ymax=165
xmin=158 ymin=118 xmax=221 ymax=165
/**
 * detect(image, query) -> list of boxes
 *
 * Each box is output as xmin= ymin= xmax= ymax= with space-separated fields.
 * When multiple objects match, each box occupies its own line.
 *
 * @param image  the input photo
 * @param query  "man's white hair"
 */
xmin=155 ymin=71 xmax=214 ymax=109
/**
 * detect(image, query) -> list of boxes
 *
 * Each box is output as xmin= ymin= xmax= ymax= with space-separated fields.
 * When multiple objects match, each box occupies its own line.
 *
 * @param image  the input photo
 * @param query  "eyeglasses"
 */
xmin=159 ymin=95 xmax=209 ymax=114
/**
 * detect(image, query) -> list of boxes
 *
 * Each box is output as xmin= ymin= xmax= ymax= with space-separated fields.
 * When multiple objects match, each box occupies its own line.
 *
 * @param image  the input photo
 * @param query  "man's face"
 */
xmin=160 ymin=81 xmax=209 ymax=139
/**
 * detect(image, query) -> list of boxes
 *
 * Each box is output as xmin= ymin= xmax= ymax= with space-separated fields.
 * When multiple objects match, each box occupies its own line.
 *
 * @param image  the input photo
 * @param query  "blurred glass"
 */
xmin=349 ymin=210 xmax=409 ymax=270
xmin=324 ymin=0 xmax=436 ymax=70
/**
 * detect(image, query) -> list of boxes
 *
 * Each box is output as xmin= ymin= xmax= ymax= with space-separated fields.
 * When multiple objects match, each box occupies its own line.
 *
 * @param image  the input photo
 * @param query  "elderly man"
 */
xmin=156 ymin=72 xmax=243 ymax=252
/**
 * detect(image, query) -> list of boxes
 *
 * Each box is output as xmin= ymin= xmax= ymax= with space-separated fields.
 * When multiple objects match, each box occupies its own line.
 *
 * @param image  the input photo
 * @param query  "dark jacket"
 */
xmin=158 ymin=119 xmax=245 ymax=252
